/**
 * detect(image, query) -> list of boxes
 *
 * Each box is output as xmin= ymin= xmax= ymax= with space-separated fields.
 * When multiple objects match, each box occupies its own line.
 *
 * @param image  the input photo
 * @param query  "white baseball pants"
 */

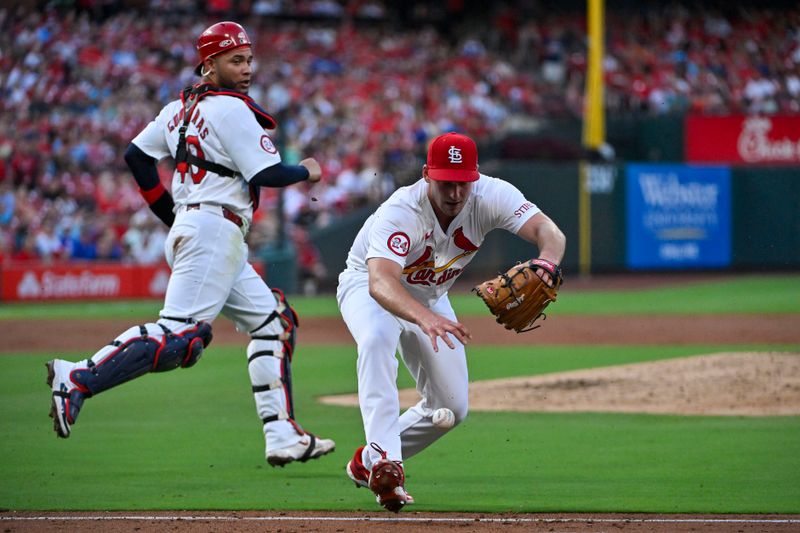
xmin=337 ymin=273 xmax=469 ymax=469
xmin=161 ymin=206 xmax=300 ymax=450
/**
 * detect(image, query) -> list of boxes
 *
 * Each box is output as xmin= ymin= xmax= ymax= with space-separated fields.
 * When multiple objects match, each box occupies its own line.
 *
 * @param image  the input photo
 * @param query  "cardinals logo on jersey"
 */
xmin=453 ymin=227 xmax=478 ymax=252
xmin=402 ymin=227 xmax=479 ymax=286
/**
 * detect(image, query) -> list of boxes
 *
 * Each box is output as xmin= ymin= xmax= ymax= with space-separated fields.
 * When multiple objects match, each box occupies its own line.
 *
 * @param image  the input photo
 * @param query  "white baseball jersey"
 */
xmin=131 ymin=94 xmax=282 ymax=222
xmin=341 ymin=174 xmax=540 ymax=307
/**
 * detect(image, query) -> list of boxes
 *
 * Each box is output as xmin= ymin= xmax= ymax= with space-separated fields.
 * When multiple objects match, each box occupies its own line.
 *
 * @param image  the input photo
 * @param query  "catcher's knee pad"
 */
xmin=71 ymin=321 xmax=212 ymax=396
xmin=153 ymin=321 xmax=212 ymax=371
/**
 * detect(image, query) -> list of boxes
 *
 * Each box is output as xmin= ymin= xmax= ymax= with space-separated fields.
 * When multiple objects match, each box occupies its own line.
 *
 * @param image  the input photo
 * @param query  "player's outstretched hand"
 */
xmin=419 ymin=312 xmax=472 ymax=353
xmin=299 ymin=158 xmax=322 ymax=183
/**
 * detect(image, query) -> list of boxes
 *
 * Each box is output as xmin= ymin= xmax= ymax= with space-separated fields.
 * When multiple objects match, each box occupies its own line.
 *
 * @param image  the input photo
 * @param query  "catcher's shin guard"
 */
xmin=70 ymin=321 xmax=213 ymax=396
xmin=248 ymin=290 xmax=302 ymax=443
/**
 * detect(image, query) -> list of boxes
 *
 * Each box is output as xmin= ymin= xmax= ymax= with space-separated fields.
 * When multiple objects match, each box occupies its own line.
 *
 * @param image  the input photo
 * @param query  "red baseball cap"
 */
xmin=195 ymin=21 xmax=252 ymax=76
xmin=426 ymin=132 xmax=479 ymax=182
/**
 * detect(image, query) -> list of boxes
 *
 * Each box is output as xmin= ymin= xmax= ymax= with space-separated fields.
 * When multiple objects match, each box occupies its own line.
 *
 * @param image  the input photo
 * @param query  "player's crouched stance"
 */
xmin=337 ymin=132 xmax=566 ymax=511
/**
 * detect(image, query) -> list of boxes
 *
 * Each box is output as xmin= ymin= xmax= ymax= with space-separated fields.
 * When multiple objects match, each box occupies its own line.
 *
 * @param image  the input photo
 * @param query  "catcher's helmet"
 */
xmin=195 ymin=21 xmax=251 ymax=76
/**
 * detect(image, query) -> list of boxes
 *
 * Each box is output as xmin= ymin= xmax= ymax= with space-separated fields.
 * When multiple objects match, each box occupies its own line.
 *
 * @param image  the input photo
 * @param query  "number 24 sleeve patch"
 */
xmin=387 ymin=232 xmax=411 ymax=256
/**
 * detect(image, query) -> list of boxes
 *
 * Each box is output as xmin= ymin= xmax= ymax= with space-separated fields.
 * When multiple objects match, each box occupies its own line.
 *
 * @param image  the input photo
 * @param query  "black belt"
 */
xmin=186 ymin=203 xmax=244 ymax=228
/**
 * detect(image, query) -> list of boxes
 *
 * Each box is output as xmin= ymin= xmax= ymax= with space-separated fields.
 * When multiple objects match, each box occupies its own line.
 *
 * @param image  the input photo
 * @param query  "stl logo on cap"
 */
xmin=448 ymin=146 xmax=462 ymax=164
xmin=426 ymin=132 xmax=479 ymax=182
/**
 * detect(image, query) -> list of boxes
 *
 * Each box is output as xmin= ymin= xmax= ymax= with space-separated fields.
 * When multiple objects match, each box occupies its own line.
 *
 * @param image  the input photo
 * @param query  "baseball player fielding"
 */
xmin=339 ymin=132 xmax=566 ymax=512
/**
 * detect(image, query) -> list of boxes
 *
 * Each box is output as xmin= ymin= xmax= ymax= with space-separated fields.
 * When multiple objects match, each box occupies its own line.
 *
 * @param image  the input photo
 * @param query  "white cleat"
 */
xmin=46 ymin=359 xmax=86 ymax=439
xmin=267 ymin=434 xmax=335 ymax=467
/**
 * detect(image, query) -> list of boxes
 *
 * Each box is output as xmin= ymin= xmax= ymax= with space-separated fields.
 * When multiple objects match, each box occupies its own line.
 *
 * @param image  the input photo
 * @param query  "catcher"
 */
xmin=336 ymin=132 xmax=565 ymax=511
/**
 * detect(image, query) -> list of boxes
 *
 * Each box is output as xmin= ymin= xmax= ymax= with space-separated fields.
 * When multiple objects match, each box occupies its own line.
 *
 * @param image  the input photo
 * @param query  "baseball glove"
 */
xmin=473 ymin=258 xmax=563 ymax=333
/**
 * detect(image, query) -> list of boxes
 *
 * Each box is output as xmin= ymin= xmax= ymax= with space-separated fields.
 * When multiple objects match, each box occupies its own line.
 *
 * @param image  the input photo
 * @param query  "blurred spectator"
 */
xmin=0 ymin=181 xmax=14 ymax=226
xmin=66 ymin=224 xmax=98 ymax=260
xmin=122 ymin=213 xmax=168 ymax=264
xmin=11 ymin=233 xmax=40 ymax=262
xmin=291 ymin=224 xmax=326 ymax=296
xmin=34 ymin=220 xmax=64 ymax=262
xmin=96 ymin=227 xmax=123 ymax=260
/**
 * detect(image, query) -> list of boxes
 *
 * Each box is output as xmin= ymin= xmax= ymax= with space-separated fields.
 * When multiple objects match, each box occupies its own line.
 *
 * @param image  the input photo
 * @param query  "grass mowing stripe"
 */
xmin=2 ymin=344 xmax=798 ymax=512
xmin=1 ymin=275 xmax=799 ymax=320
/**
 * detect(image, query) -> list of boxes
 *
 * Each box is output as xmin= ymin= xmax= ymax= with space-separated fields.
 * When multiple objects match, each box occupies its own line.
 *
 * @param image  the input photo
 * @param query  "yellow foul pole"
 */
xmin=580 ymin=0 xmax=605 ymax=276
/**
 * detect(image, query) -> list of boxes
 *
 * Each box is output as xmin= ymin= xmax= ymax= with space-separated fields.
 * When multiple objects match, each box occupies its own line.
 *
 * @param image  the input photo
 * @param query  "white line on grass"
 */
xmin=2 ymin=516 xmax=799 ymax=524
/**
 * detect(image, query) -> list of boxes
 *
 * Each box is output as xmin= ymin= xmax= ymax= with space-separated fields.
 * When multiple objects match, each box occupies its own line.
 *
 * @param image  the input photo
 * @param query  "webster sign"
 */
xmin=686 ymin=115 xmax=800 ymax=164
xmin=626 ymin=164 xmax=731 ymax=269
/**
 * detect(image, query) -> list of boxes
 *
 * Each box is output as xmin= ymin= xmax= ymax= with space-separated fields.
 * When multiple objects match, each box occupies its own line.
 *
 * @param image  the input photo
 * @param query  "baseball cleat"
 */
xmin=46 ymin=359 xmax=88 ymax=439
xmin=267 ymin=433 xmax=335 ymax=467
xmin=366 ymin=443 xmax=414 ymax=512
xmin=346 ymin=446 xmax=370 ymax=488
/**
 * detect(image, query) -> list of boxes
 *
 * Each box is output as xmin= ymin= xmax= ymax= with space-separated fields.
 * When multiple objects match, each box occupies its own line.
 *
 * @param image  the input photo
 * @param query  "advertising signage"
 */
xmin=626 ymin=164 xmax=731 ymax=269
xmin=686 ymin=115 xmax=800 ymax=165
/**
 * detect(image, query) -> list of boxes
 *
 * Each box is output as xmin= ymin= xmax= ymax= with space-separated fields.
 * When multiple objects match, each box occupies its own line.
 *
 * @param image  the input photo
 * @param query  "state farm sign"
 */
xmin=686 ymin=115 xmax=800 ymax=164
xmin=1 ymin=263 xmax=172 ymax=301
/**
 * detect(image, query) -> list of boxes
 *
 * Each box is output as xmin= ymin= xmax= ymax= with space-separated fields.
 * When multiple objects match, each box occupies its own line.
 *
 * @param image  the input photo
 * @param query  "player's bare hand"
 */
xmin=300 ymin=158 xmax=322 ymax=183
xmin=420 ymin=313 xmax=472 ymax=353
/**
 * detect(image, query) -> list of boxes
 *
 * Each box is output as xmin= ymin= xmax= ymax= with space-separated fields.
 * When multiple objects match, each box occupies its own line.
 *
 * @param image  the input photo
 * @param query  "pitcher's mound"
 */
xmin=320 ymin=352 xmax=800 ymax=416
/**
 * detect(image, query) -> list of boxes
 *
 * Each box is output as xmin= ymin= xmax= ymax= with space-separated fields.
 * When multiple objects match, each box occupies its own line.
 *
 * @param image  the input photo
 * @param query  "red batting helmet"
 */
xmin=195 ymin=21 xmax=252 ymax=76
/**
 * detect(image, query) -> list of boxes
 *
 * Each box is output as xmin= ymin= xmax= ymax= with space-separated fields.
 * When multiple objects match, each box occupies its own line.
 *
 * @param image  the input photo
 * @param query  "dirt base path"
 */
xmin=2 ymin=511 xmax=799 ymax=533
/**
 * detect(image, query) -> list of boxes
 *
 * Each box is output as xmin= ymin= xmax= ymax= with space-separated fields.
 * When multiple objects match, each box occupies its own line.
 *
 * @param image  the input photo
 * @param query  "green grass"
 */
xmin=555 ymin=275 xmax=800 ymax=315
xmin=2 ymin=344 xmax=799 ymax=512
xmin=2 ymin=275 xmax=798 ymax=511
xmin=2 ymin=274 xmax=799 ymax=319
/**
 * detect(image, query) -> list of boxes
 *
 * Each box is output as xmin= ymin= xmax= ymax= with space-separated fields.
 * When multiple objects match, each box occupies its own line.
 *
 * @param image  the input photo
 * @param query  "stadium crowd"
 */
xmin=1 ymin=1 xmax=799 ymax=265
